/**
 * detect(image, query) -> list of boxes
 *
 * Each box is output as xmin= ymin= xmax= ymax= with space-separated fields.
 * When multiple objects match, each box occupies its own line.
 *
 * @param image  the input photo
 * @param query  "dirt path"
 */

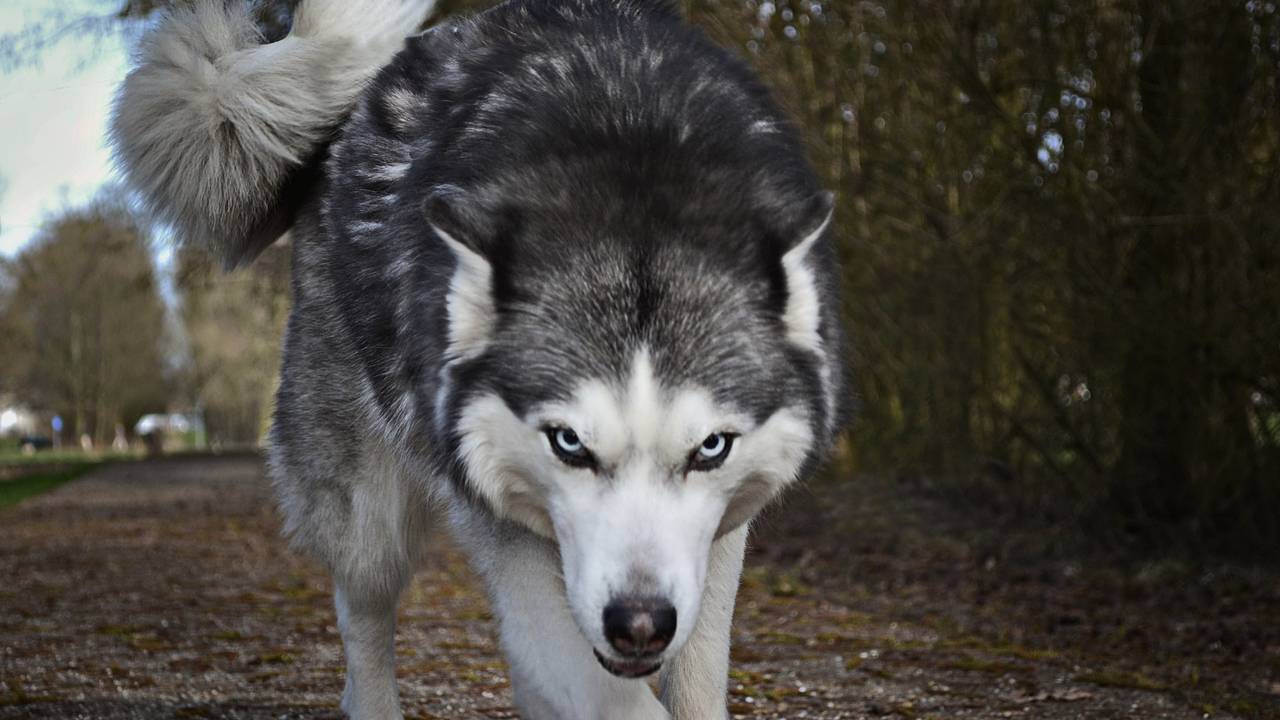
xmin=0 ymin=456 xmax=1262 ymax=718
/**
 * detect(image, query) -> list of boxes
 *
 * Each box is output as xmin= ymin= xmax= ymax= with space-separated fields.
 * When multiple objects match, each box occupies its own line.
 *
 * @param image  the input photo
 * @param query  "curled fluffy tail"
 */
xmin=111 ymin=0 xmax=437 ymax=268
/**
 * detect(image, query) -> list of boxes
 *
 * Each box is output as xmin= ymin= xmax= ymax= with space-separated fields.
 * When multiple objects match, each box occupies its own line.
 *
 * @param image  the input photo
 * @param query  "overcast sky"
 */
xmin=0 ymin=1 xmax=132 ymax=257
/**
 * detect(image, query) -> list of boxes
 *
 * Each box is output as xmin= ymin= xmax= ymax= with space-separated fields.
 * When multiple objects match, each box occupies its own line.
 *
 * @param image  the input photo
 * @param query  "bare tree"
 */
xmin=1 ymin=194 xmax=170 ymax=445
xmin=173 ymin=243 xmax=291 ymax=446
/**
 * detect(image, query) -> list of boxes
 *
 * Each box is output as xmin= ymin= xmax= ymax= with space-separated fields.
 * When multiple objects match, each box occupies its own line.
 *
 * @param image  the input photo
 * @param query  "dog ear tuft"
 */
xmin=426 ymin=186 xmax=488 ymax=251
xmin=427 ymin=188 xmax=498 ymax=360
xmin=785 ymin=191 xmax=835 ymax=250
xmin=779 ymin=191 xmax=835 ymax=353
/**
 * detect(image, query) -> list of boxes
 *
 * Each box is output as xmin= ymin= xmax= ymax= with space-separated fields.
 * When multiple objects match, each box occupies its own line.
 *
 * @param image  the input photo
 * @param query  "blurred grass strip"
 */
xmin=0 ymin=449 xmax=139 ymax=465
xmin=0 ymin=463 xmax=95 ymax=509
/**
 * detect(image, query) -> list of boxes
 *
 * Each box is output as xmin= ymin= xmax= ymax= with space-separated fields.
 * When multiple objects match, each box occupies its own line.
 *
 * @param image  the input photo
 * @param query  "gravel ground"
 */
xmin=0 ymin=455 xmax=1264 ymax=718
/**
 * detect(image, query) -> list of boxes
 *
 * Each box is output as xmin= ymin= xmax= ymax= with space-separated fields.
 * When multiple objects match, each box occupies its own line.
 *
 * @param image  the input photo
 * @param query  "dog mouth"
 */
xmin=593 ymin=649 xmax=662 ymax=678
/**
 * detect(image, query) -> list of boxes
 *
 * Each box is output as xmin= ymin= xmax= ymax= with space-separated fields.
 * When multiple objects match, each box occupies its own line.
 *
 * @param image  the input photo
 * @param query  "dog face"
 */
xmin=437 ymin=196 xmax=837 ymax=675
xmin=454 ymin=349 xmax=814 ymax=675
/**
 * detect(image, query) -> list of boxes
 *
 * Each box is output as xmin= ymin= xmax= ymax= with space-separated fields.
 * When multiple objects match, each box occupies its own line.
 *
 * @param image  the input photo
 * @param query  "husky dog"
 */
xmin=112 ymin=0 xmax=849 ymax=716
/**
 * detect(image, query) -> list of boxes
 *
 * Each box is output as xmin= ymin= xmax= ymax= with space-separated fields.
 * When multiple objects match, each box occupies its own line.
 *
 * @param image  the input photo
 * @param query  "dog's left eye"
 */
xmin=689 ymin=433 xmax=734 ymax=471
xmin=546 ymin=427 xmax=595 ymax=468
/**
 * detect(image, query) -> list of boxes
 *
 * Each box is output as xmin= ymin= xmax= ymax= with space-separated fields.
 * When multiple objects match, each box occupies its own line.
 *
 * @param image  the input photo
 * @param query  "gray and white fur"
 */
xmin=112 ymin=0 xmax=851 ymax=718
xmin=112 ymin=0 xmax=435 ymax=267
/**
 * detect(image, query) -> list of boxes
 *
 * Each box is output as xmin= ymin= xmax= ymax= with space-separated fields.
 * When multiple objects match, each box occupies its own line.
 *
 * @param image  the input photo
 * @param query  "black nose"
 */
xmin=603 ymin=597 xmax=677 ymax=656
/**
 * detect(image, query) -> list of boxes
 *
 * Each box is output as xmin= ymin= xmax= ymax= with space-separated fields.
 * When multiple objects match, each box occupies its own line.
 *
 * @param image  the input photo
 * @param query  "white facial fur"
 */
xmin=453 ymin=348 xmax=814 ymax=666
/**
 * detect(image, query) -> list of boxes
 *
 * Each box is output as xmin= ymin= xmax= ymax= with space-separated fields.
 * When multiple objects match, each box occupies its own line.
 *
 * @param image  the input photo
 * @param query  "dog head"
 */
xmin=432 ymin=176 xmax=843 ymax=675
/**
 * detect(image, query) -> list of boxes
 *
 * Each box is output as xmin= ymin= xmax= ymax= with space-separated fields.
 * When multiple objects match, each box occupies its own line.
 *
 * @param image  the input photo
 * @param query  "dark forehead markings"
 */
xmin=478 ymin=269 xmax=796 ymax=424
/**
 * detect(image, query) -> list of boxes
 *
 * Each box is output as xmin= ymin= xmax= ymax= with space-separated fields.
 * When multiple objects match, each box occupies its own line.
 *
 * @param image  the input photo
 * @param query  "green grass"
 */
xmin=0 ymin=448 xmax=138 ymax=464
xmin=0 ymin=463 xmax=95 ymax=509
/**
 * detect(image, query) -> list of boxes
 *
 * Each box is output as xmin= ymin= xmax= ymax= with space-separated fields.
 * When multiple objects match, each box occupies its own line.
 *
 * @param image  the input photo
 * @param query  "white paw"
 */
xmin=340 ymin=682 xmax=404 ymax=720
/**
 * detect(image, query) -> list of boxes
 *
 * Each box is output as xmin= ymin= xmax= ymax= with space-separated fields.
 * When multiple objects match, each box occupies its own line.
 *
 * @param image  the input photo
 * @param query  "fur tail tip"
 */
xmin=110 ymin=0 xmax=438 ymax=268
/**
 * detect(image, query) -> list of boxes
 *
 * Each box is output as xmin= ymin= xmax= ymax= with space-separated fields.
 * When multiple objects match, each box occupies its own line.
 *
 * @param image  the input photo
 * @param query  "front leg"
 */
xmin=461 ymin=519 xmax=669 ymax=720
xmin=658 ymin=524 xmax=748 ymax=720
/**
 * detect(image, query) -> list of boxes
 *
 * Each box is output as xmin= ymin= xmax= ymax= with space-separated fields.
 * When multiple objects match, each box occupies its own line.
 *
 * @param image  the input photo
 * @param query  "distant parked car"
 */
xmin=19 ymin=435 xmax=53 ymax=452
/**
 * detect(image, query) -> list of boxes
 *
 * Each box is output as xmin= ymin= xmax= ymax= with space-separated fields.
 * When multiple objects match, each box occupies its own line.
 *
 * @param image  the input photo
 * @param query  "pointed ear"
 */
xmin=424 ymin=184 xmax=503 ymax=248
xmin=779 ymin=192 xmax=835 ymax=352
xmin=426 ymin=189 xmax=496 ymax=361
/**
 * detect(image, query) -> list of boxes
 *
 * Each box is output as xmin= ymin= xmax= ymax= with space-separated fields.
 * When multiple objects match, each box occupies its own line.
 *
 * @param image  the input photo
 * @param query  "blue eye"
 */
xmin=699 ymin=433 xmax=727 ymax=458
xmin=554 ymin=428 xmax=582 ymax=454
xmin=690 ymin=433 xmax=734 ymax=470
xmin=546 ymin=427 xmax=594 ymax=468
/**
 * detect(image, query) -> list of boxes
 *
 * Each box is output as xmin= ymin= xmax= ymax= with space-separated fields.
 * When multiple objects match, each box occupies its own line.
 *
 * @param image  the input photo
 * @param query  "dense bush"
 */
xmin=683 ymin=0 xmax=1280 ymax=554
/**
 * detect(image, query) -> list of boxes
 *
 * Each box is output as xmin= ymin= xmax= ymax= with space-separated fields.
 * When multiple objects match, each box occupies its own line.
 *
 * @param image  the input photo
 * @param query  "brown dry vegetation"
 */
xmin=2 ymin=456 xmax=1276 ymax=719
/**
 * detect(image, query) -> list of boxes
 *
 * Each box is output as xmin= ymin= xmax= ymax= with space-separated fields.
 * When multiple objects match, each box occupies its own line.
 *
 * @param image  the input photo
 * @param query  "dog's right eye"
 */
xmin=546 ymin=427 xmax=595 ymax=468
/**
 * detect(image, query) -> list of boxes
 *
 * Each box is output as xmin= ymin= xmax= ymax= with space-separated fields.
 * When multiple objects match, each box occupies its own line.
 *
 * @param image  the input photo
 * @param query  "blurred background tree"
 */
xmin=0 ymin=195 xmax=169 ymax=445
xmin=682 ymin=0 xmax=1280 ymax=554
xmin=2 ymin=0 xmax=1277 ymax=555
xmin=173 ymin=244 xmax=291 ymax=447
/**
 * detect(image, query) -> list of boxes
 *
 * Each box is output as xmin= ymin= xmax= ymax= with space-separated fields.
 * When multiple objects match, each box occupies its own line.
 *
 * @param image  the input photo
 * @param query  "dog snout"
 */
xmin=602 ymin=596 xmax=677 ymax=656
